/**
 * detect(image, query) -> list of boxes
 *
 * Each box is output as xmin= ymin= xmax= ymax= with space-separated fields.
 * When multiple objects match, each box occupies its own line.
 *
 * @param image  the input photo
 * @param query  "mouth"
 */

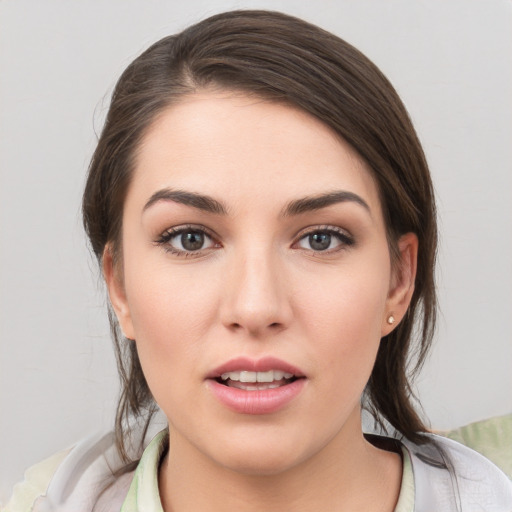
xmin=216 ymin=370 xmax=299 ymax=391
xmin=206 ymin=357 xmax=306 ymax=414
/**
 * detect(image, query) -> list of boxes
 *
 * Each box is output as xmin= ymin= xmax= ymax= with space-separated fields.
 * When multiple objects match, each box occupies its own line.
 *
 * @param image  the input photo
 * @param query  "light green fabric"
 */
xmin=443 ymin=413 xmax=512 ymax=479
xmin=120 ymin=430 xmax=167 ymax=512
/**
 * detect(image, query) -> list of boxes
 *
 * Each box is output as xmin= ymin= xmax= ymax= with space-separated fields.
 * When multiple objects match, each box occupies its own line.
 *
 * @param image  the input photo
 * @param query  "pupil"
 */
xmin=309 ymin=233 xmax=331 ymax=251
xmin=181 ymin=231 xmax=204 ymax=251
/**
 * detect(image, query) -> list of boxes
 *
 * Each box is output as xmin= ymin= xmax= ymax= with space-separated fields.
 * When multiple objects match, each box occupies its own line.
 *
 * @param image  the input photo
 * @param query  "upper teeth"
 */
xmin=221 ymin=370 xmax=294 ymax=383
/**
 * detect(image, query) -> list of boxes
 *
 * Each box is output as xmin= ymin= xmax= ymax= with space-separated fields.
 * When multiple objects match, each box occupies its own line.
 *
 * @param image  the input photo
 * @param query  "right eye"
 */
xmin=156 ymin=226 xmax=219 ymax=256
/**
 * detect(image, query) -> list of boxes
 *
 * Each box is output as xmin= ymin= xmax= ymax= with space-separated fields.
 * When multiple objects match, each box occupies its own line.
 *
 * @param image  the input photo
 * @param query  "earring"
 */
xmin=387 ymin=314 xmax=395 ymax=325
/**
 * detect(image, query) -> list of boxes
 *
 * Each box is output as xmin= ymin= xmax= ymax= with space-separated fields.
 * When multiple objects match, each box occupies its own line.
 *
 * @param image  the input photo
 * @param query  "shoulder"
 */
xmin=3 ymin=431 xmax=137 ymax=512
xmin=3 ymin=448 xmax=70 ymax=512
xmin=443 ymin=413 xmax=512 ymax=478
xmin=402 ymin=433 xmax=512 ymax=512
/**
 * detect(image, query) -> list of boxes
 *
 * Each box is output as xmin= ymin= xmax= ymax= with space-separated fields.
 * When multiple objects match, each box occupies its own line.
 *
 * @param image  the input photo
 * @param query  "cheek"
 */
xmin=296 ymin=257 xmax=390 ymax=380
xmin=124 ymin=239 xmax=218 ymax=329
xmin=122 ymin=255 xmax=221 ymax=381
xmin=299 ymin=263 xmax=389 ymax=338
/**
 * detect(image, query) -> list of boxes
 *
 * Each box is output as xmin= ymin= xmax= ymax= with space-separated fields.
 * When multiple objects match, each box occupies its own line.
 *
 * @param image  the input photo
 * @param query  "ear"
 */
xmin=103 ymin=245 xmax=135 ymax=340
xmin=381 ymin=232 xmax=418 ymax=336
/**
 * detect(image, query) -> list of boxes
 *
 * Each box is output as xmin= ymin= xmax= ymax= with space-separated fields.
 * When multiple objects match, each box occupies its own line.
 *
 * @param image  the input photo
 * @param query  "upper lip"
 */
xmin=207 ymin=356 xmax=306 ymax=379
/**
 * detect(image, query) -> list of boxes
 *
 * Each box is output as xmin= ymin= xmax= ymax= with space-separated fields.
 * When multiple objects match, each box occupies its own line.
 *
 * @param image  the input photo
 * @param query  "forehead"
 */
xmin=130 ymin=91 xmax=382 ymax=214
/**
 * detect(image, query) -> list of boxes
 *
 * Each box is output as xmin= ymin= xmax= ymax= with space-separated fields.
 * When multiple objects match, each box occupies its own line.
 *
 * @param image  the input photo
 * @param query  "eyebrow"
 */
xmin=143 ymin=188 xmax=228 ymax=215
xmin=282 ymin=191 xmax=371 ymax=217
xmin=143 ymin=188 xmax=370 ymax=217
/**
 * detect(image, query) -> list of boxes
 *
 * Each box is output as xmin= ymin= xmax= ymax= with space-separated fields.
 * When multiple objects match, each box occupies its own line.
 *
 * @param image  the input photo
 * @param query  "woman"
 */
xmin=6 ymin=10 xmax=511 ymax=512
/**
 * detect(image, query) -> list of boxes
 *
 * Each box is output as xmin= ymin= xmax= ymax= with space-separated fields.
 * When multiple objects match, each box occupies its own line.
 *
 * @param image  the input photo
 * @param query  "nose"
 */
xmin=220 ymin=246 xmax=292 ymax=337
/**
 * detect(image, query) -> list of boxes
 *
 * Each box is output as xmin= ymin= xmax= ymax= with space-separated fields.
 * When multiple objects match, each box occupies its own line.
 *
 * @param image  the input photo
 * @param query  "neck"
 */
xmin=158 ymin=412 xmax=402 ymax=512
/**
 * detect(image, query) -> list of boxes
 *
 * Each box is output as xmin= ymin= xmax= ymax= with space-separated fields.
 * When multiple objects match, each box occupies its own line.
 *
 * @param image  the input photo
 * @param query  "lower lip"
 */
xmin=207 ymin=379 xmax=306 ymax=415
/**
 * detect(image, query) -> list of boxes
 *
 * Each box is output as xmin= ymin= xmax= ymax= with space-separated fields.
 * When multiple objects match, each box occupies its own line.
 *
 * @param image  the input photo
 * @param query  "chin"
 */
xmin=205 ymin=428 xmax=315 ymax=477
xmin=219 ymin=449 xmax=303 ymax=477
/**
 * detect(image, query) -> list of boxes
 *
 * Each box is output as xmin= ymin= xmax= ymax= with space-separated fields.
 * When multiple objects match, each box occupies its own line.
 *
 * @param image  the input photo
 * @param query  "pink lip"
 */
xmin=207 ymin=356 xmax=305 ymax=379
xmin=206 ymin=356 xmax=306 ymax=415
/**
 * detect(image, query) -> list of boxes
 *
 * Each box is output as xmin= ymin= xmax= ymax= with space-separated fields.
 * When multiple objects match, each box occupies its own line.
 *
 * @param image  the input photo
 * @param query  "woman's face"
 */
xmin=106 ymin=91 xmax=416 ymax=475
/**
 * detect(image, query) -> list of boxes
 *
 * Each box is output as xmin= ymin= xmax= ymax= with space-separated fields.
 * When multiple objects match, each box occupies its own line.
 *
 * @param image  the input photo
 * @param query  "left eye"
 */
xmin=297 ymin=230 xmax=351 ymax=252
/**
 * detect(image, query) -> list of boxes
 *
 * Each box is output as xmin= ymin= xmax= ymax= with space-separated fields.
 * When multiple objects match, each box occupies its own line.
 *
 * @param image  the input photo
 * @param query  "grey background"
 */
xmin=1 ymin=0 xmax=511 ymax=502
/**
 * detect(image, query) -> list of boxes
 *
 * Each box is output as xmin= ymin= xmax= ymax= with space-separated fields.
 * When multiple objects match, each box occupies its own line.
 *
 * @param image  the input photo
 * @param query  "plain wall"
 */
xmin=1 ymin=0 xmax=511 ymax=502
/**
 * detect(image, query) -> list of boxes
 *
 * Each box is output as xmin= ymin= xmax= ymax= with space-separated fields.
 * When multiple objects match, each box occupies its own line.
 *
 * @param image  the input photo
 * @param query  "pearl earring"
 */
xmin=387 ymin=315 xmax=395 ymax=325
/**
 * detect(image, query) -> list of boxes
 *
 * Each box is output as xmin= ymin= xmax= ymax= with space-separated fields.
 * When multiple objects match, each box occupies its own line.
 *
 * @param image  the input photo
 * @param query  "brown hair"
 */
xmin=83 ymin=10 xmax=437 ymax=460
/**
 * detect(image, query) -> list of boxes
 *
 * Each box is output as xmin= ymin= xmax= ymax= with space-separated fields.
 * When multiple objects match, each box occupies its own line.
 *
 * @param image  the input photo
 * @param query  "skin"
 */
xmin=104 ymin=91 xmax=417 ymax=511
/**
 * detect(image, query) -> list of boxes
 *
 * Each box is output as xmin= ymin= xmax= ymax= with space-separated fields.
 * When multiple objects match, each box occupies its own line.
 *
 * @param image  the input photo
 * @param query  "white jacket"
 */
xmin=5 ymin=430 xmax=512 ymax=512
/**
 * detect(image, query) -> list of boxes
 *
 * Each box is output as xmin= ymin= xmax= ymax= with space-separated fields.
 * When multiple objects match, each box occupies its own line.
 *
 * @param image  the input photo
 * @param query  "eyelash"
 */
xmin=294 ymin=225 xmax=355 ymax=253
xmin=154 ymin=224 xmax=354 ymax=257
xmin=154 ymin=224 xmax=220 ymax=257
